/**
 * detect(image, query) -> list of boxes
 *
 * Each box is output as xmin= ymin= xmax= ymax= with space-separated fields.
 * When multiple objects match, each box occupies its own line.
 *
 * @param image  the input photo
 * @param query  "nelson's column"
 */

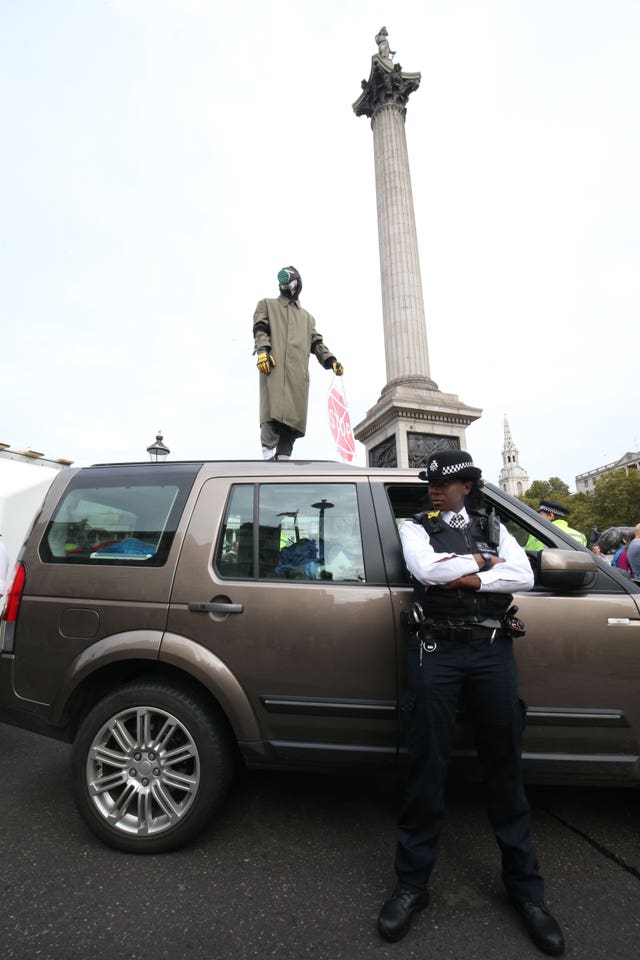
xmin=352 ymin=28 xmax=481 ymax=468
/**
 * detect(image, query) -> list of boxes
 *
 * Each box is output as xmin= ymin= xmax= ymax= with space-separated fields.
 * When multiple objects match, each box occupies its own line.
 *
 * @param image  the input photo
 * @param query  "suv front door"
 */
xmin=375 ymin=477 xmax=640 ymax=782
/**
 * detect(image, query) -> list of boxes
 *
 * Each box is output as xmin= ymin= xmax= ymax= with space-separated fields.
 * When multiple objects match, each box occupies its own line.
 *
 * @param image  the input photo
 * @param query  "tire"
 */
xmin=71 ymin=680 xmax=233 ymax=853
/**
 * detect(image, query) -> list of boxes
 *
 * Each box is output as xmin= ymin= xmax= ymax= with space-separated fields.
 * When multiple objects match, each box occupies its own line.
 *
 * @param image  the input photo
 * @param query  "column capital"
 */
xmin=353 ymin=54 xmax=421 ymax=120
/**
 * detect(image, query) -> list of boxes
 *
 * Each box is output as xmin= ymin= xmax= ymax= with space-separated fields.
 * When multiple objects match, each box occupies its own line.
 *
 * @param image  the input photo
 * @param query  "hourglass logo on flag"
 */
xmin=328 ymin=382 xmax=356 ymax=462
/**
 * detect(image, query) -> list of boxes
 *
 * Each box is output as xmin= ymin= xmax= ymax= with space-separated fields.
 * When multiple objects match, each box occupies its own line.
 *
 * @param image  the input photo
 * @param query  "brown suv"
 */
xmin=1 ymin=460 xmax=638 ymax=854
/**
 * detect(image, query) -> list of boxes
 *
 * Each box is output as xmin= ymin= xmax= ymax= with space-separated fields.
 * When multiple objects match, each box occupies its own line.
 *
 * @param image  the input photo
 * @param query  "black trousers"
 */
xmin=260 ymin=420 xmax=298 ymax=458
xmin=395 ymin=630 xmax=544 ymax=903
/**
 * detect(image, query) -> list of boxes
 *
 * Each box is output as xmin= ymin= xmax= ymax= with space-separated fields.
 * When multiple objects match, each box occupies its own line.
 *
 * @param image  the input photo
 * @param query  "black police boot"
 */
xmin=377 ymin=883 xmax=429 ymax=942
xmin=511 ymin=900 xmax=565 ymax=956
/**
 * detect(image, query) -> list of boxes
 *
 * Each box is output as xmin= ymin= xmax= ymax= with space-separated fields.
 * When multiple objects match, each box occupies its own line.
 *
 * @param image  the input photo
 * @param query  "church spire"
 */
xmin=499 ymin=415 xmax=530 ymax=497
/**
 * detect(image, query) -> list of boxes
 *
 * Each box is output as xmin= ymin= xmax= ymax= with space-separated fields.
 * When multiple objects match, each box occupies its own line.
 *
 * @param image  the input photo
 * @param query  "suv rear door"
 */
xmin=166 ymin=474 xmax=399 ymax=767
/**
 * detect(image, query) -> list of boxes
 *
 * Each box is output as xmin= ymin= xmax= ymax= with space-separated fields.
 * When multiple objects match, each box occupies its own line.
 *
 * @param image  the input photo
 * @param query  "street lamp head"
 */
xmin=311 ymin=499 xmax=334 ymax=511
xmin=146 ymin=431 xmax=170 ymax=463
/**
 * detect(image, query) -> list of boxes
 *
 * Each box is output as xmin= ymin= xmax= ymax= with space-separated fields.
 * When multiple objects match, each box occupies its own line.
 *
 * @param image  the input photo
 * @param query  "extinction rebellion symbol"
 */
xmin=327 ymin=382 xmax=355 ymax=462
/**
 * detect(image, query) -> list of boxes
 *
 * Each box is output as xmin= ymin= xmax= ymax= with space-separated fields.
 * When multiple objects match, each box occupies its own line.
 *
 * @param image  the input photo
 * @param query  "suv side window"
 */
xmin=494 ymin=510 xmax=553 ymax=550
xmin=382 ymin=483 xmax=560 ymax=586
xmin=384 ymin=483 xmax=555 ymax=550
xmin=215 ymin=484 xmax=254 ymax=578
xmin=385 ymin=484 xmax=429 ymax=532
xmin=216 ymin=483 xmax=366 ymax=583
xmin=40 ymin=468 xmax=194 ymax=566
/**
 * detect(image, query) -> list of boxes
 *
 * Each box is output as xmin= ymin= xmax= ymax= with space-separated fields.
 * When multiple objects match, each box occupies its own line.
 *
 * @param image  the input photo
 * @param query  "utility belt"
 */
xmin=402 ymin=601 xmax=526 ymax=644
xmin=426 ymin=622 xmax=506 ymax=642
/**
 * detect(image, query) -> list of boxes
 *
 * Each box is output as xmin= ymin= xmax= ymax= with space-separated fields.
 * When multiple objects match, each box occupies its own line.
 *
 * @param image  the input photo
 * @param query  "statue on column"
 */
xmin=375 ymin=26 xmax=395 ymax=60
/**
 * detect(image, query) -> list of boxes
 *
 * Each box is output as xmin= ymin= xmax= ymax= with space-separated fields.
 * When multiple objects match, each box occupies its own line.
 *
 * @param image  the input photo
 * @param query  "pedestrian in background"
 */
xmin=611 ymin=535 xmax=633 ymax=577
xmin=627 ymin=524 xmax=640 ymax=579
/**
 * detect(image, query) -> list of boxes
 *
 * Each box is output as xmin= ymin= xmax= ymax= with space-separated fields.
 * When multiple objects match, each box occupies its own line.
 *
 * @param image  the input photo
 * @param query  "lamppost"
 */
xmin=311 ymin=498 xmax=334 ymax=564
xmin=146 ymin=431 xmax=170 ymax=463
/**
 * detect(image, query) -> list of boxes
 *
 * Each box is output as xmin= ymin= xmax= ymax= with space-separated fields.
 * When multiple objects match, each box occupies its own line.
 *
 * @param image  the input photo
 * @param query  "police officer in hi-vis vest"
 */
xmin=378 ymin=451 xmax=565 ymax=957
xmin=525 ymin=499 xmax=587 ymax=551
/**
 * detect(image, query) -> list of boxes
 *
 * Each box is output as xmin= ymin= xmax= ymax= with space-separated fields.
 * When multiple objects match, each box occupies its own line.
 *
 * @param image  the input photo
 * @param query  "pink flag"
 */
xmin=328 ymin=383 xmax=356 ymax=462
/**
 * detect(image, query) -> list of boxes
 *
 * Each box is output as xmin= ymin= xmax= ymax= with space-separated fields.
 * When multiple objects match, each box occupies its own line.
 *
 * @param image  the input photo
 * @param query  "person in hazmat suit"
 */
xmin=253 ymin=266 xmax=343 ymax=460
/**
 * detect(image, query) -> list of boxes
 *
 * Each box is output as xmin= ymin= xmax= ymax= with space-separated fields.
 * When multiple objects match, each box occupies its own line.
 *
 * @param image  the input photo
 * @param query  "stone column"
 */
xmin=352 ymin=32 xmax=481 ymax=468
xmin=372 ymin=102 xmax=436 ymax=389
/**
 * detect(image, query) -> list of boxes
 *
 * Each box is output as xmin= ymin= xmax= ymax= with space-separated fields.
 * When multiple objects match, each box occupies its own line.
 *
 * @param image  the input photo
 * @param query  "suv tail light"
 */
xmin=2 ymin=562 xmax=26 ymax=623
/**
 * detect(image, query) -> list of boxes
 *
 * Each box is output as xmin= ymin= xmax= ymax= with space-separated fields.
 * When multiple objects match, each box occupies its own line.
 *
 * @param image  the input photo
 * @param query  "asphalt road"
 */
xmin=1 ymin=725 xmax=638 ymax=960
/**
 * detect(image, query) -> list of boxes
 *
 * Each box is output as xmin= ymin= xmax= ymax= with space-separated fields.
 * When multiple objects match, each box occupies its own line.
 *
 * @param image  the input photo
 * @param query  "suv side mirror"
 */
xmin=529 ymin=549 xmax=597 ymax=592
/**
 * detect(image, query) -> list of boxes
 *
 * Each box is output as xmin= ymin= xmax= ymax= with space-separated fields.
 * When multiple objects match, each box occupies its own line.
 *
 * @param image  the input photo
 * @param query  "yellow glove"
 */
xmin=332 ymin=361 xmax=344 ymax=376
xmin=257 ymin=352 xmax=275 ymax=375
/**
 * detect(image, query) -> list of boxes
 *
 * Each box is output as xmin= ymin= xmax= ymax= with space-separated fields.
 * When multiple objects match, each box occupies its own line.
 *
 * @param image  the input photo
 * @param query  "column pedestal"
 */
xmin=354 ymin=382 xmax=481 ymax=469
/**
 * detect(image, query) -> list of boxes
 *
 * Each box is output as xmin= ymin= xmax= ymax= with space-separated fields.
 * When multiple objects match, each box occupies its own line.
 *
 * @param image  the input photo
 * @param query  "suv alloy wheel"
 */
xmin=71 ymin=680 xmax=233 ymax=853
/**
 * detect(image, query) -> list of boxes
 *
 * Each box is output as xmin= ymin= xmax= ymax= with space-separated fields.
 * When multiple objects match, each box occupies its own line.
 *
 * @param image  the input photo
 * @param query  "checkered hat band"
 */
xmin=440 ymin=461 xmax=474 ymax=475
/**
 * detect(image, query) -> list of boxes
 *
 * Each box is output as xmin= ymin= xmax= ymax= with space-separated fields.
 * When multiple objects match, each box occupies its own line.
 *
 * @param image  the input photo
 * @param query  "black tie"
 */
xmin=449 ymin=513 xmax=467 ymax=530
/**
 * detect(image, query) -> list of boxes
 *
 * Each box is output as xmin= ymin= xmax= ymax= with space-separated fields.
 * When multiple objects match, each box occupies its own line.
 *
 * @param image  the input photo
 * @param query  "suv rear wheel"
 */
xmin=71 ymin=680 xmax=233 ymax=853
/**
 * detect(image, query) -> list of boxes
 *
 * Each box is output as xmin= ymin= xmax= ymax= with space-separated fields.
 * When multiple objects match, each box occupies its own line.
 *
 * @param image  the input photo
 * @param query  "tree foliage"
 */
xmin=519 ymin=477 xmax=572 ymax=513
xmin=564 ymin=492 xmax=594 ymax=539
xmin=587 ymin=469 xmax=640 ymax=530
xmin=518 ymin=470 xmax=640 ymax=544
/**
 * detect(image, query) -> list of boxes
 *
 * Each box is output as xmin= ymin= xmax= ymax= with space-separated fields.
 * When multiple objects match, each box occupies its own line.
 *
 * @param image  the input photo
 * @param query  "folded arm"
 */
xmin=400 ymin=519 xmax=534 ymax=594
xmin=400 ymin=521 xmax=478 ymax=584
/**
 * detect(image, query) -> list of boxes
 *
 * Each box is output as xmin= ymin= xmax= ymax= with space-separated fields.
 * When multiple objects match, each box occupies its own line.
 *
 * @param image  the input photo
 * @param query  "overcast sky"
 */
xmin=1 ymin=1 xmax=638 ymax=489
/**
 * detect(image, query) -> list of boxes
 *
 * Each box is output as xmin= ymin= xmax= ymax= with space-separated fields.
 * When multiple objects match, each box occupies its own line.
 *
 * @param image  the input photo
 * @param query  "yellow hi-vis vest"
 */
xmin=525 ymin=517 xmax=587 ymax=551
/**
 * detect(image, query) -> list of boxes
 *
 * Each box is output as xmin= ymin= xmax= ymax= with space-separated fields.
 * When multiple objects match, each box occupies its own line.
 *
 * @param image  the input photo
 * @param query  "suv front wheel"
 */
xmin=71 ymin=680 xmax=233 ymax=853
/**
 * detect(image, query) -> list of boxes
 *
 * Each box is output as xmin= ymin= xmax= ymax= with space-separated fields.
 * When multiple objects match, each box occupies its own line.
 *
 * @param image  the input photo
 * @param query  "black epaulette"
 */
xmin=411 ymin=510 xmax=445 ymax=533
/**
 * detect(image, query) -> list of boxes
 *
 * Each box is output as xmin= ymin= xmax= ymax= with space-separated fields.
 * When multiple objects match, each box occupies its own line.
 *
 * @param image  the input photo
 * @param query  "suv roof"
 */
xmin=85 ymin=459 xmax=453 ymax=477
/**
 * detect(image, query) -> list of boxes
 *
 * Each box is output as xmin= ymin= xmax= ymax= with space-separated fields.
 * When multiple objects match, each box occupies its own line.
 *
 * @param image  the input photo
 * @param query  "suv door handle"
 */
xmin=188 ymin=601 xmax=244 ymax=614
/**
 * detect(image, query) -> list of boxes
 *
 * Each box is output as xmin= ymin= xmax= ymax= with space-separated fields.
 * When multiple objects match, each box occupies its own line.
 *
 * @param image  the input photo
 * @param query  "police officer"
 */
xmin=378 ymin=451 xmax=565 ymax=956
xmin=525 ymin=499 xmax=587 ymax=550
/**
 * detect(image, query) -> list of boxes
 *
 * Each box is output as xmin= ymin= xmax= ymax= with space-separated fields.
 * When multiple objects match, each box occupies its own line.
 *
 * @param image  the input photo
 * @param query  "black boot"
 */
xmin=378 ymin=884 xmax=429 ymax=942
xmin=511 ymin=900 xmax=565 ymax=956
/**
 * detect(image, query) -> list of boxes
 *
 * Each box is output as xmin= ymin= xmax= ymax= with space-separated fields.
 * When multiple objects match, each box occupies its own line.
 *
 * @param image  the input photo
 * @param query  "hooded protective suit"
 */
xmin=253 ymin=295 xmax=336 ymax=437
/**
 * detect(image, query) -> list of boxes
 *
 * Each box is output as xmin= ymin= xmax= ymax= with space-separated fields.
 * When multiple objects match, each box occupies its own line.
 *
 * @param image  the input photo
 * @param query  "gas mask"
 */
xmin=278 ymin=266 xmax=302 ymax=301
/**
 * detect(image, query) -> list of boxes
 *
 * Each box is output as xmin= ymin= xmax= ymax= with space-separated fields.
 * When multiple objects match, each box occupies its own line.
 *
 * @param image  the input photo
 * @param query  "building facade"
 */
xmin=575 ymin=451 xmax=640 ymax=494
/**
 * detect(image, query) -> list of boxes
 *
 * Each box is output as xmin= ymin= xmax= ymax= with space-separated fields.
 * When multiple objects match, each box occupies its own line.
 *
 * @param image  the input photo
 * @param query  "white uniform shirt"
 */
xmin=400 ymin=507 xmax=534 ymax=594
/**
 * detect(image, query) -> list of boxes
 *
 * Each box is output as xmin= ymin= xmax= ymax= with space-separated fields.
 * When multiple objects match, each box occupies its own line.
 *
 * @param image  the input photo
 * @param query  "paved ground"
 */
xmin=1 ymin=724 xmax=638 ymax=960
